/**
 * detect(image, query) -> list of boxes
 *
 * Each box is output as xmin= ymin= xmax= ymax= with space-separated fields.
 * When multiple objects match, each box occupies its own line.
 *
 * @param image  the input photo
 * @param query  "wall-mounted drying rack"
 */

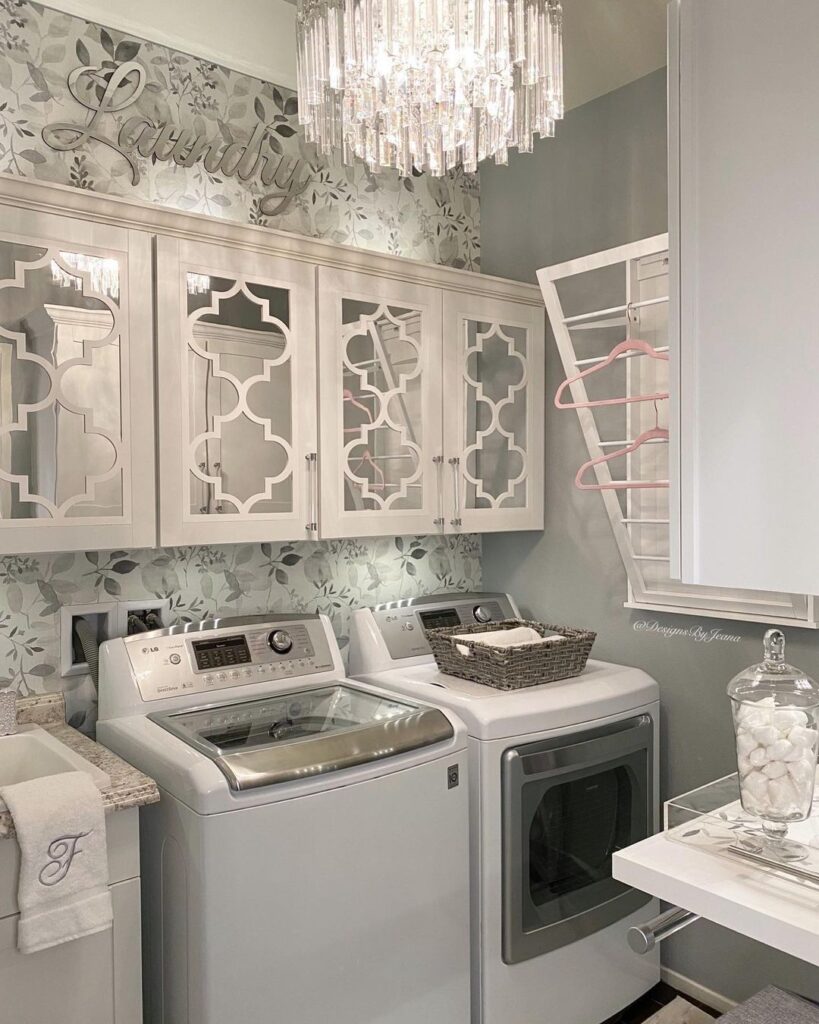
xmin=538 ymin=233 xmax=819 ymax=628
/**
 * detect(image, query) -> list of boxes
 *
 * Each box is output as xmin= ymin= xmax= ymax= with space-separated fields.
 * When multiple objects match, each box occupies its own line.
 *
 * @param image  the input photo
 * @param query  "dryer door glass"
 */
xmin=502 ymin=714 xmax=654 ymax=963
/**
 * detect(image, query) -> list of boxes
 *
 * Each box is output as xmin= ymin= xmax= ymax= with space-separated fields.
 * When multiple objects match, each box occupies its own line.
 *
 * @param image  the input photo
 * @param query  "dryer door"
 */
xmin=502 ymin=714 xmax=654 ymax=963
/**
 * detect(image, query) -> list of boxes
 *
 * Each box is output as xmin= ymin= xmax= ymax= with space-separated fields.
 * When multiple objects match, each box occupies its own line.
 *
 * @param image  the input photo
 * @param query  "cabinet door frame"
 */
xmin=317 ymin=268 xmax=444 ymax=539
xmin=0 ymin=208 xmax=155 ymax=554
xmin=156 ymin=236 xmax=317 ymax=546
xmin=670 ymin=0 xmax=819 ymax=594
xmin=442 ymin=292 xmax=544 ymax=534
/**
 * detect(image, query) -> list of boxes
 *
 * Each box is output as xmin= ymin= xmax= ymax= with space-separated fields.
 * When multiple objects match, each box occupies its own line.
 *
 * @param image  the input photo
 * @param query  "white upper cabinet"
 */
xmin=0 ymin=207 xmax=155 ymax=554
xmin=156 ymin=237 xmax=317 ymax=546
xmin=443 ymin=293 xmax=544 ymax=534
xmin=317 ymin=271 xmax=545 ymax=539
xmin=670 ymin=0 xmax=819 ymax=594
xmin=317 ymin=269 xmax=444 ymax=539
xmin=0 ymin=178 xmax=543 ymax=552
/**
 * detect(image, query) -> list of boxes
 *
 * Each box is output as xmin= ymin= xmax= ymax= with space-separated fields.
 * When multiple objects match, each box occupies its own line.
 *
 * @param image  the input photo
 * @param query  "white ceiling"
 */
xmin=42 ymin=0 xmax=668 ymax=108
xmin=41 ymin=0 xmax=300 ymax=87
xmin=562 ymin=0 xmax=668 ymax=109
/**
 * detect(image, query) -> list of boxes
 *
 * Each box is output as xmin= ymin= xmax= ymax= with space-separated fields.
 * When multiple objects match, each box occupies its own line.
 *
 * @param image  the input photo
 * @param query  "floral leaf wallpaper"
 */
xmin=0 ymin=1 xmax=484 ymax=730
xmin=0 ymin=537 xmax=481 ymax=731
xmin=0 ymin=0 xmax=480 ymax=268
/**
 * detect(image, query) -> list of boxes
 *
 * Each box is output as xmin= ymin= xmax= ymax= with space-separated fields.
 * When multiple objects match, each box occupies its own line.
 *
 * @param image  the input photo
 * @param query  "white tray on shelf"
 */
xmin=665 ymin=771 xmax=819 ymax=886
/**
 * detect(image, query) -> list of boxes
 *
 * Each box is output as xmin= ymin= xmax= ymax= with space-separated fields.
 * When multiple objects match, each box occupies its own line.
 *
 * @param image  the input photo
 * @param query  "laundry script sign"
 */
xmin=42 ymin=61 xmax=311 ymax=216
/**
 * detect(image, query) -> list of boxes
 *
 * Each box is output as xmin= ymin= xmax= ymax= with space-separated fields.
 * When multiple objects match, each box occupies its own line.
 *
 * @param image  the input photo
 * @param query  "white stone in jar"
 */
xmin=751 ymin=725 xmax=779 ymax=747
xmin=767 ymin=775 xmax=800 ymax=813
xmin=748 ymin=746 xmax=769 ymax=768
xmin=735 ymin=731 xmax=758 ymax=757
xmin=737 ymin=698 xmax=775 ymax=729
xmin=767 ymin=738 xmax=795 ymax=761
xmin=737 ymin=755 xmax=753 ymax=777
xmin=762 ymin=760 xmax=788 ymax=779
xmin=787 ymin=725 xmax=818 ymax=749
xmin=787 ymin=758 xmax=815 ymax=788
xmin=774 ymin=708 xmax=809 ymax=732
xmin=742 ymin=770 xmax=769 ymax=799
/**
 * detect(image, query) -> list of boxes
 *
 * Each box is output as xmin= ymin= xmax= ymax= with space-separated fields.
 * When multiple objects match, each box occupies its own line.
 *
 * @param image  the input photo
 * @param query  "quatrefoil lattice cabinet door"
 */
xmin=317 ymin=268 xmax=444 ymax=538
xmin=156 ymin=237 xmax=317 ymax=545
xmin=0 ymin=206 xmax=155 ymax=554
xmin=442 ymin=292 xmax=544 ymax=533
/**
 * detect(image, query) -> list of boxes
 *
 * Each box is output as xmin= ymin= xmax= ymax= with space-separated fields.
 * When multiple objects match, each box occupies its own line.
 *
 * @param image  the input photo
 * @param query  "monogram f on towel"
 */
xmin=0 ymin=772 xmax=112 ymax=954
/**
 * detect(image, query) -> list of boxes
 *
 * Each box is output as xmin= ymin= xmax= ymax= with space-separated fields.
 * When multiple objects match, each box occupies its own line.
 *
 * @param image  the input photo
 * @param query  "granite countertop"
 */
xmin=0 ymin=693 xmax=159 ymax=840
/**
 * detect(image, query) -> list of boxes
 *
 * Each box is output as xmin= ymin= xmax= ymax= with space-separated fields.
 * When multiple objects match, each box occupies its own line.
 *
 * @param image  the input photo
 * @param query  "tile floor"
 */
xmin=646 ymin=997 xmax=717 ymax=1023
xmin=605 ymin=984 xmax=717 ymax=1024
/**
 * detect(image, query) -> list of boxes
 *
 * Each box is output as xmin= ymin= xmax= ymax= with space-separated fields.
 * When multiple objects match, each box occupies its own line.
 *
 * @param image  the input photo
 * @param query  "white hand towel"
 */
xmin=453 ymin=627 xmax=565 ymax=656
xmin=0 ymin=770 xmax=112 ymax=954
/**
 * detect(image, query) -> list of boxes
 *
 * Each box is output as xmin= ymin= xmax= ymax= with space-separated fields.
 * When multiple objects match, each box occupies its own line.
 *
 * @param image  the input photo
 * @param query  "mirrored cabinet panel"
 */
xmin=318 ymin=269 xmax=443 ymax=538
xmin=0 ymin=208 xmax=154 ymax=553
xmin=156 ymin=238 xmax=317 ymax=545
xmin=443 ymin=294 xmax=544 ymax=533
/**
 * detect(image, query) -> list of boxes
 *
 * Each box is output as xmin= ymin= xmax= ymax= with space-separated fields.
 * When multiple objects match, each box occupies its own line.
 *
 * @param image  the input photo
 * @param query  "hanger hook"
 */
xmin=626 ymin=302 xmax=638 ymax=340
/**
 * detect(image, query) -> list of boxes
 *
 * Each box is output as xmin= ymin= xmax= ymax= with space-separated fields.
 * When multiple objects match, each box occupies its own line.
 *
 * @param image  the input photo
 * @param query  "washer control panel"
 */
xmin=125 ymin=618 xmax=334 ymax=702
xmin=371 ymin=593 xmax=516 ymax=660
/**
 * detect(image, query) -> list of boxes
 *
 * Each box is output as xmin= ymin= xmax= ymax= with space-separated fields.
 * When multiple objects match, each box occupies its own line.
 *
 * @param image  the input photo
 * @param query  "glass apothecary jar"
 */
xmin=727 ymin=629 xmax=819 ymax=859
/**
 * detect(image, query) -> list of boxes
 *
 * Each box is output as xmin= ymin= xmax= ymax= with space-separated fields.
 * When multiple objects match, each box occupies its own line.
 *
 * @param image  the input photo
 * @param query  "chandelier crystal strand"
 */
xmin=296 ymin=0 xmax=563 ymax=177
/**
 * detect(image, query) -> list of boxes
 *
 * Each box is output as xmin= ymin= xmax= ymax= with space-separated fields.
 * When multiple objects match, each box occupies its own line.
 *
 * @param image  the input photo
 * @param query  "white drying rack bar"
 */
xmin=563 ymin=295 xmax=669 ymax=326
xmin=574 ymin=346 xmax=669 ymax=368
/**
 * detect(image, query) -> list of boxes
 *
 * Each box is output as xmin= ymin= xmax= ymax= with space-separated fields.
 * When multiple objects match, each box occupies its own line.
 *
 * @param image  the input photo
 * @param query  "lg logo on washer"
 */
xmin=42 ymin=61 xmax=312 ymax=216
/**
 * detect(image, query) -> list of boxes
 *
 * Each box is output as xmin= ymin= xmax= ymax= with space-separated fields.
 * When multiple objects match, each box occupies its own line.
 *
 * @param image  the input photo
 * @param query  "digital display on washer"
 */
xmin=419 ymin=609 xmax=460 ymax=631
xmin=192 ymin=635 xmax=251 ymax=671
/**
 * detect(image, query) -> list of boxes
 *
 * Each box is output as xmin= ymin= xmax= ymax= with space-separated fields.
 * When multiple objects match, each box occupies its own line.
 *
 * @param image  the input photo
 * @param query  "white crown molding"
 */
xmin=38 ymin=0 xmax=298 ymax=91
xmin=0 ymin=173 xmax=541 ymax=306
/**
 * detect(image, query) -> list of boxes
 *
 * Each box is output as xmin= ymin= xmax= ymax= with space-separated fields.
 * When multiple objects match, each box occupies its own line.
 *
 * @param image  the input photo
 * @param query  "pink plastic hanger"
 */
xmin=555 ymin=339 xmax=669 ymax=410
xmin=343 ymin=388 xmax=375 ymax=434
xmin=575 ymin=399 xmax=669 ymax=491
xmin=348 ymin=448 xmax=386 ymax=492
xmin=574 ymin=427 xmax=669 ymax=490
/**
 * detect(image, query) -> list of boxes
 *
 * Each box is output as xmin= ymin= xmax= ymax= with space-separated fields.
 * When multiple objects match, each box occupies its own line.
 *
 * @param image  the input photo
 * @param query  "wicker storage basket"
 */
xmin=425 ymin=619 xmax=596 ymax=690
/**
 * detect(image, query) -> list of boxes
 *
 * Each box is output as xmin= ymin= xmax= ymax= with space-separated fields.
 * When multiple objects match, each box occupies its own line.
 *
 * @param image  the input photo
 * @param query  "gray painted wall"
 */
xmin=480 ymin=68 xmax=819 ymax=1007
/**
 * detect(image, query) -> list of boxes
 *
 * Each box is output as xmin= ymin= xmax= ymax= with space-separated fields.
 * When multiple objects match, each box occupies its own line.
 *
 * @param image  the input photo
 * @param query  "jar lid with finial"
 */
xmin=727 ymin=629 xmax=819 ymax=709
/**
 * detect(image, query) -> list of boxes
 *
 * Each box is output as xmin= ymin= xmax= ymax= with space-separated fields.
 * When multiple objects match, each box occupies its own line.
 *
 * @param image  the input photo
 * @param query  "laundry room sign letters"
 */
xmin=42 ymin=61 xmax=311 ymax=216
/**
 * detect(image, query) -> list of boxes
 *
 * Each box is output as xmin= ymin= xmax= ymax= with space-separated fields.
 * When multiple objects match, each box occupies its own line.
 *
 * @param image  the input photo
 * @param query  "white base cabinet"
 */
xmin=0 ymin=808 xmax=142 ymax=1024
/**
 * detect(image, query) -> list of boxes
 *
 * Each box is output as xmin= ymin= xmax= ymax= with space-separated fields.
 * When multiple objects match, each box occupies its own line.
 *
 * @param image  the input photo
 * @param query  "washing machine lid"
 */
xmin=149 ymin=683 xmax=453 ymax=791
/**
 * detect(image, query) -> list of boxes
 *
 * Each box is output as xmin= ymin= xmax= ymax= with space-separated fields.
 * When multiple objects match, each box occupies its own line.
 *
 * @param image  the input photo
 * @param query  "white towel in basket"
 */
xmin=452 ymin=626 xmax=565 ymax=656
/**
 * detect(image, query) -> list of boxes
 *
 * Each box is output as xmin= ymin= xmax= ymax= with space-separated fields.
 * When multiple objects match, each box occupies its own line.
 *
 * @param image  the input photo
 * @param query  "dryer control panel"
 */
xmin=124 ymin=617 xmax=335 ymax=702
xmin=369 ymin=593 xmax=517 ymax=661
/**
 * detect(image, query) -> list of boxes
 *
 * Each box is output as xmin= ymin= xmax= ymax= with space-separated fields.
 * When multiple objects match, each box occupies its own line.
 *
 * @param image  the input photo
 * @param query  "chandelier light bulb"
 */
xmin=296 ymin=0 xmax=564 ymax=177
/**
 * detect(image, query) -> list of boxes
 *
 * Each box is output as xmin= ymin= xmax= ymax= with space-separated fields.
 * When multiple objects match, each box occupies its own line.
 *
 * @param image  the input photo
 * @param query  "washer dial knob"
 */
xmin=473 ymin=605 xmax=494 ymax=624
xmin=268 ymin=629 xmax=293 ymax=654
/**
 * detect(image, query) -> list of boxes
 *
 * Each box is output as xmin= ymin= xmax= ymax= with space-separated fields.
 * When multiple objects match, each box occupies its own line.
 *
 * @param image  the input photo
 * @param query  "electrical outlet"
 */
xmin=60 ymin=603 xmax=116 ymax=678
xmin=116 ymin=599 xmax=171 ymax=637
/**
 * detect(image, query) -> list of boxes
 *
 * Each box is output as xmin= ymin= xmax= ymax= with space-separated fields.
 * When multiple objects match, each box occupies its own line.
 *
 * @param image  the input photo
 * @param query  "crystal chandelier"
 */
xmin=296 ymin=0 xmax=563 ymax=177
xmin=51 ymin=256 xmax=212 ymax=301
xmin=51 ymin=252 xmax=120 ymax=301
